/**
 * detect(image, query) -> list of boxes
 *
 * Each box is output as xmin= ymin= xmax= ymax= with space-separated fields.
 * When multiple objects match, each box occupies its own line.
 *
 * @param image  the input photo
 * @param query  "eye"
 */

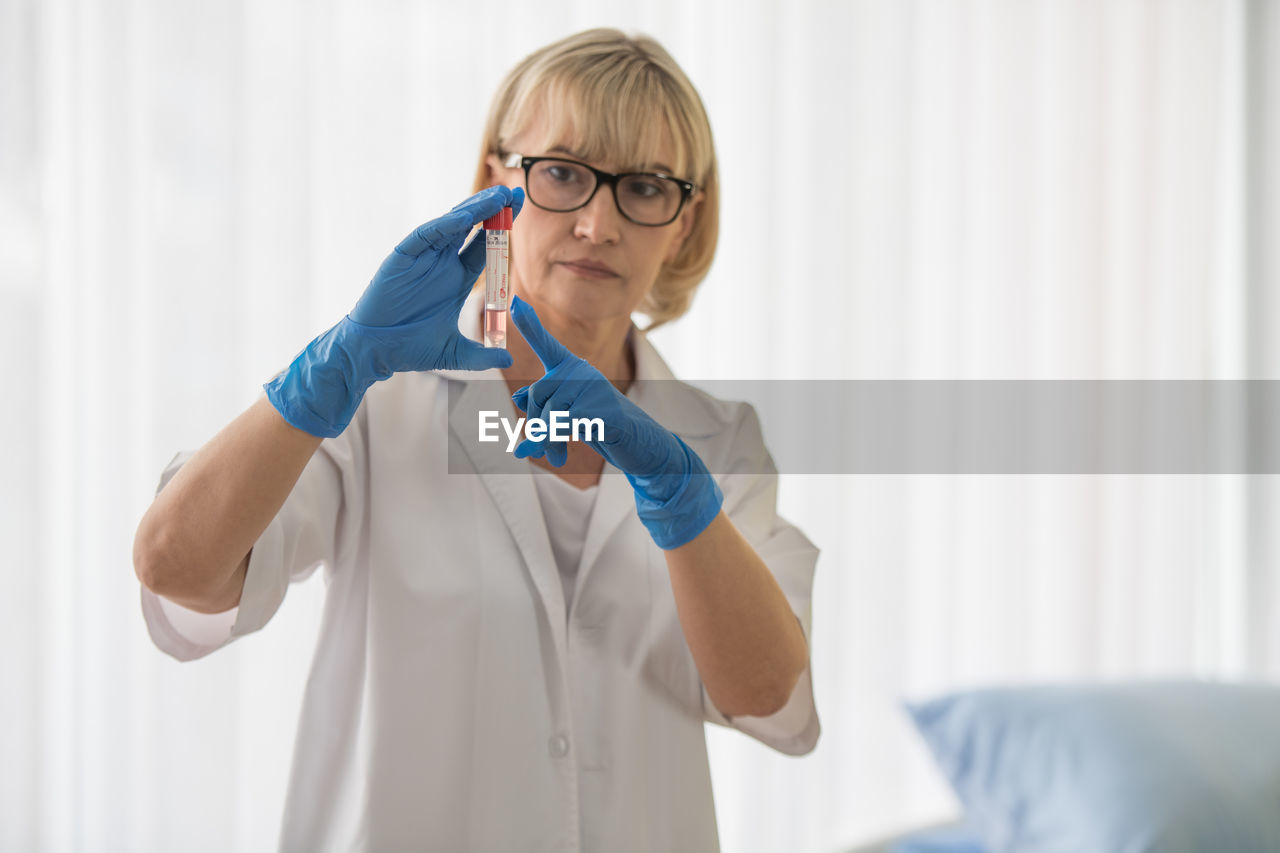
xmin=624 ymin=177 xmax=674 ymax=200
xmin=545 ymin=163 xmax=582 ymax=184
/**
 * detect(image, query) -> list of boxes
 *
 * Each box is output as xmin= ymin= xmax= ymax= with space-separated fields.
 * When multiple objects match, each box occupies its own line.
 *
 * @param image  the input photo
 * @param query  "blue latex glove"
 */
xmin=508 ymin=295 xmax=723 ymax=549
xmin=265 ymin=186 xmax=524 ymax=437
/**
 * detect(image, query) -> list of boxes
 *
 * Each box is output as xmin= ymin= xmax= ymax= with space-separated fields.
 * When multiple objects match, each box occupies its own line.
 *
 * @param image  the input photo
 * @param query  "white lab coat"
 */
xmin=141 ymin=291 xmax=820 ymax=852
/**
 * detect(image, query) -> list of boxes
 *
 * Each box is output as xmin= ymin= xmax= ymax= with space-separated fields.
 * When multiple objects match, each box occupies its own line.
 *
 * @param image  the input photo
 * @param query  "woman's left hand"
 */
xmin=508 ymin=295 xmax=723 ymax=549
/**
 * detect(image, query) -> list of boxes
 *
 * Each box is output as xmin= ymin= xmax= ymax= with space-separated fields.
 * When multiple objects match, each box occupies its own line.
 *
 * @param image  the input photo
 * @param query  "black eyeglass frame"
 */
xmin=503 ymin=152 xmax=697 ymax=227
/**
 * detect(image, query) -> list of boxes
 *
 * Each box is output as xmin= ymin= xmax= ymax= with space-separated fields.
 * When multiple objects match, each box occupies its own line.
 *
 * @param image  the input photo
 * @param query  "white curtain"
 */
xmin=2 ymin=0 xmax=1276 ymax=850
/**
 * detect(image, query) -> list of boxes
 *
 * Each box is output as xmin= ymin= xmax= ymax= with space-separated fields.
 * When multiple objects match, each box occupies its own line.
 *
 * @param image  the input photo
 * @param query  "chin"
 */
xmin=542 ymin=276 xmax=623 ymax=305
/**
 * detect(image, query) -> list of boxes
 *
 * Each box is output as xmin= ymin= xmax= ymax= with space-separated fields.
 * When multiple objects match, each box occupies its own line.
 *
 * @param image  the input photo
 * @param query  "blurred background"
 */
xmin=2 ymin=0 xmax=1278 ymax=850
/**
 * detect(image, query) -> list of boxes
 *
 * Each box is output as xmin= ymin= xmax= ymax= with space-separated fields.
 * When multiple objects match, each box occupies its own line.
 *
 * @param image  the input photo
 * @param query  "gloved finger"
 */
xmin=510 ymin=186 xmax=525 ymax=220
xmin=511 ymin=385 xmax=530 ymax=413
xmin=449 ymin=184 xmax=515 ymax=217
xmin=509 ymin=295 xmax=573 ymax=371
xmin=514 ymin=437 xmax=546 ymax=459
xmin=547 ymin=383 xmax=590 ymax=468
xmin=448 ymin=275 xmax=476 ymax=314
xmin=449 ymin=337 xmax=514 ymax=371
xmin=391 ymin=211 xmax=473 ymax=258
xmin=394 ymin=186 xmax=513 ymax=258
xmin=540 ymin=385 xmax=579 ymax=423
xmin=529 ymin=375 xmax=561 ymax=413
xmin=546 ymin=441 xmax=568 ymax=468
xmin=458 ymin=225 xmax=489 ymax=280
xmin=536 ymin=387 xmax=575 ymax=467
xmin=521 ymin=389 xmax=547 ymax=427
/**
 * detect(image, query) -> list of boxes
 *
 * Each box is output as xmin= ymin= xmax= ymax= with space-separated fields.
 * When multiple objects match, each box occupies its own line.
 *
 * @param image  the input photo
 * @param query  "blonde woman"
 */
xmin=134 ymin=29 xmax=819 ymax=852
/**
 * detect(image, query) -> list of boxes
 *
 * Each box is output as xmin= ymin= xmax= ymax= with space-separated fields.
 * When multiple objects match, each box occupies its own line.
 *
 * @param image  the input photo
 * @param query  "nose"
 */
xmin=572 ymin=182 xmax=623 ymax=245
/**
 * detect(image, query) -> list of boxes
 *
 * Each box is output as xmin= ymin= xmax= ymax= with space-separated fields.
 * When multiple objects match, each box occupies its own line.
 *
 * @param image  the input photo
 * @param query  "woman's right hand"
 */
xmin=264 ymin=186 xmax=522 ymax=438
xmin=348 ymin=185 xmax=523 ymax=366
xmin=137 ymin=189 xmax=523 ymax=611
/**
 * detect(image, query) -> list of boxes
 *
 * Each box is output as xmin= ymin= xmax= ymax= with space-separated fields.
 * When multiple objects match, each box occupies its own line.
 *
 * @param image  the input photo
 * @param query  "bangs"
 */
xmin=500 ymin=64 xmax=704 ymax=183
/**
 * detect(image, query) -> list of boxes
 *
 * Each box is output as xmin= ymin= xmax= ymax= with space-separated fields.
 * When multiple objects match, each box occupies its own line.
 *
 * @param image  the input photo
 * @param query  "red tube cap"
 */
xmin=483 ymin=207 xmax=513 ymax=230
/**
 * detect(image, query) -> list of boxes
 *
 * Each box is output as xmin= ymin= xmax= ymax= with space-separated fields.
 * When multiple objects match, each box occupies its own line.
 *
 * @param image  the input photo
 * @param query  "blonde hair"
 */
xmin=472 ymin=29 xmax=719 ymax=331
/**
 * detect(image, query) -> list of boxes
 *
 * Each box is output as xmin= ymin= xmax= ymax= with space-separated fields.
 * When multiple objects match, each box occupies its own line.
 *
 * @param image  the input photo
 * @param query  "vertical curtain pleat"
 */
xmin=1245 ymin=0 xmax=1280 ymax=676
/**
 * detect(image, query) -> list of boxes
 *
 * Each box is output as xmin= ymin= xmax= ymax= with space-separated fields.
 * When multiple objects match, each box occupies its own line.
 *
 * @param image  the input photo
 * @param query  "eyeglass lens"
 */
xmin=526 ymin=160 xmax=683 ymax=225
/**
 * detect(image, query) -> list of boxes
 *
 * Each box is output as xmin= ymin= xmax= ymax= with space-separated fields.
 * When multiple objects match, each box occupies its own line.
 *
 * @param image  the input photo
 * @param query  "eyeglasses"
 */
xmin=503 ymin=153 xmax=696 ymax=227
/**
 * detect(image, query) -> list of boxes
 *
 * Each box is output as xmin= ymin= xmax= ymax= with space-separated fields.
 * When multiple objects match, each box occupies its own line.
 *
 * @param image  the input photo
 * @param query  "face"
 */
xmin=485 ymin=123 xmax=699 ymax=329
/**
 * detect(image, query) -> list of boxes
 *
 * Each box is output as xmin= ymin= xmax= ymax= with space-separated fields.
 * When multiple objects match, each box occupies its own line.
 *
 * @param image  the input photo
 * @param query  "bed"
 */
xmin=843 ymin=681 xmax=1280 ymax=853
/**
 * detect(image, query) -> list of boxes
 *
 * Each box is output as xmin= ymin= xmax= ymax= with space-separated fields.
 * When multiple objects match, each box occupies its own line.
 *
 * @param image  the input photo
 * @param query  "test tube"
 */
xmin=483 ymin=207 xmax=513 ymax=348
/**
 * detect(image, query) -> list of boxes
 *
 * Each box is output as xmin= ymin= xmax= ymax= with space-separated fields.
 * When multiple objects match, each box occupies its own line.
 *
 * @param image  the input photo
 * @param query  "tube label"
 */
xmin=485 ymin=230 xmax=509 ymax=308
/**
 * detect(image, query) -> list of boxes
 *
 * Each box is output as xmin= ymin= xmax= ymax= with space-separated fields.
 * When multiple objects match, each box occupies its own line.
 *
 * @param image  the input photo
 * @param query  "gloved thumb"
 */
xmin=513 ymin=437 xmax=547 ymax=460
xmin=450 ymin=337 xmax=514 ymax=372
xmin=511 ymin=385 xmax=530 ymax=413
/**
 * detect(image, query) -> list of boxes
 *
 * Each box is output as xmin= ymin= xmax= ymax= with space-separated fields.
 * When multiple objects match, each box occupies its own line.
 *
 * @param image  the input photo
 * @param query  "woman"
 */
xmin=134 ymin=28 xmax=819 ymax=852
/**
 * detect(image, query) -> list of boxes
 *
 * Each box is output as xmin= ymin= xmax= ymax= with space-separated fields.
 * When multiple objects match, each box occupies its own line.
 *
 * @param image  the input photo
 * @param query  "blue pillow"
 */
xmin=905 ymin=682 xmax=1280 ymax=853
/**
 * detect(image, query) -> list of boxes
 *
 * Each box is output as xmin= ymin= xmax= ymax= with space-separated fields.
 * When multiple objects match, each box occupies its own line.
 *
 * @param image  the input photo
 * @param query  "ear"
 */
xmin=482 ymin=153 xmax=506 ymax=188
xmin=663 ymin=194 xmax=703 ymax=264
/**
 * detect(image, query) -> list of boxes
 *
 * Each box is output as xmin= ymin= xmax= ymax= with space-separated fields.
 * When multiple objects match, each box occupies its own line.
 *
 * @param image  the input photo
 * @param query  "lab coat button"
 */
xmin=548 ymin=734 xmax=570 ymax=758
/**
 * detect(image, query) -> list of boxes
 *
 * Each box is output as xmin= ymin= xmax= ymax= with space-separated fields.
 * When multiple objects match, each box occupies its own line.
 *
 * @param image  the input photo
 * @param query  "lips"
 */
xmin=558 ymin=257 xmax=619 ymax=278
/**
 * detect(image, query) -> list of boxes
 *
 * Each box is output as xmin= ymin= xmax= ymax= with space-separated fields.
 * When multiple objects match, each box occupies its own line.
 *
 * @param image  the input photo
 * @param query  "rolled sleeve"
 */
xmin=140 ymin=416 xmax=359 ymax=662
xmin=700 ymin=405 xmax=821 ymax=755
